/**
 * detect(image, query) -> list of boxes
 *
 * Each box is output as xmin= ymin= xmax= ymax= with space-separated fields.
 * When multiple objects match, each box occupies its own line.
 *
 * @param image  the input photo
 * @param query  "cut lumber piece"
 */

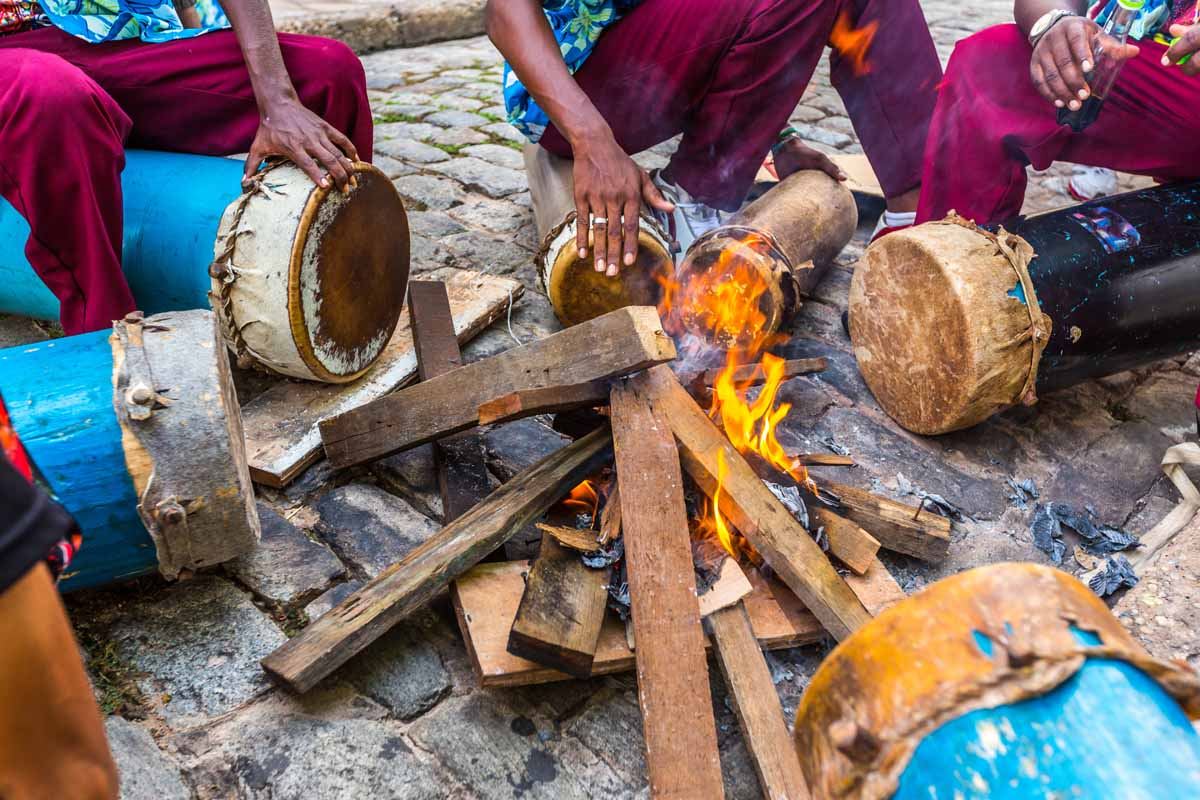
xmin=697 ymin=557 xmax=753 ymax=617
xmin=535 ymin=523 xmax=600 ymax=552
xmin=707 ymin=601 xmax=811 ymax=800
xmin=821 ymin=480 xmax=951 ymax=562
xmin=261 ymin=427 xmax=613 ymax=693
xmin=698 ymin=357 xmax=826 ymax=389
xmin=610 ymin=379 xmax=725 ymax=800
xmin=477 ymin=380 xmax=610 ymax=426
xmin=598 ymin=482 xmax=621 ymax=545
xmin=450 ymin=557 xmax=905 ymax=687
xmin=409 ymin=280 xmax=491 ymax=523
xmin=240 ymin=270 xmax=520 ymax=487
xmin=791 ymin=453 xmax=854 ymax=467
xmin=631 ymin=366 xmax=871 ymax=640
xmin=809 ymin=507 xmax=880 ymax=576
xmin=320 ymin=305 xmax=675 ymax=469
xmin=506 ymin=535 xmax=609 ymax=678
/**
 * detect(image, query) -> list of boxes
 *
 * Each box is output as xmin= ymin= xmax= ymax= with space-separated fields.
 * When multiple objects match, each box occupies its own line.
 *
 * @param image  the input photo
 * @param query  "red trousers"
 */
xmin=538 ymin=0 xmax=942 ymax=211
xmin=0 ymin=28 xmax=372 ymax=335
xmin=918 ymin=24 xmax=1200 ymax=225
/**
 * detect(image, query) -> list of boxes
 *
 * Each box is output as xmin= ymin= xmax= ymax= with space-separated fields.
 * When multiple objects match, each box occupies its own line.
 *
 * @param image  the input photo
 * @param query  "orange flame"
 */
xmin=562 ymin=479 xmax=600 ymax=525
xmin=830 ymin=11 xmax=878 ymax=78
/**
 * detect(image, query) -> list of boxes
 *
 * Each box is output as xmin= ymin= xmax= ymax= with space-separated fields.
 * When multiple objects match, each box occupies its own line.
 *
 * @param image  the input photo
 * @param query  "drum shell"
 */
xmin=0 ymin=309 xmax=260 ymax=590
xmin=213 ymin=161 xmax=410 ymax=383
xmin=793 ymin=563 xmax=1200 ymax=800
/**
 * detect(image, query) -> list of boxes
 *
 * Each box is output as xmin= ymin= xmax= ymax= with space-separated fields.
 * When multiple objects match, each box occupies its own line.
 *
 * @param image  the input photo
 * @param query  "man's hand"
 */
xmin=572 ymin=133 xmax=674 ymax=277
xmin=1164 ymin=23 xmax=1200 ymax=76
xmin=1031 ymin=15 xmax=1138 ymax=109
xmin=770 ymin=139 xmax=848 ymax=183
xmin=245 ymin=98 xmax=359 ymax=192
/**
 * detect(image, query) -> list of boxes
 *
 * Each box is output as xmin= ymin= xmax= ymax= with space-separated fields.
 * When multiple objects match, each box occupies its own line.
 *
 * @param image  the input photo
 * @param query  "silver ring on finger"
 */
xmin=591 ymin=216 xmax=609 ymax=227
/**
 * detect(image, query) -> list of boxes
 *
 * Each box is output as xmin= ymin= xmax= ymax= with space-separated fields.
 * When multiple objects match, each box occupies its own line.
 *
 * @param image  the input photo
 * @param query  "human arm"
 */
xmin=220 ymin=0 xmax=359 ymax=191
xmin=1015 ymin=0 xmax=1138 ymax=110
xmin=485 ymin=0 xmax=672 ymax=276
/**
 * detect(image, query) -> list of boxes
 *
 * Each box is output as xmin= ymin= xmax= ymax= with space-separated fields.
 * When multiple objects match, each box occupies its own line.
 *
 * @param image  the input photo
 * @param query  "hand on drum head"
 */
xmin=246 ymin=98 xmax=360 ymax=193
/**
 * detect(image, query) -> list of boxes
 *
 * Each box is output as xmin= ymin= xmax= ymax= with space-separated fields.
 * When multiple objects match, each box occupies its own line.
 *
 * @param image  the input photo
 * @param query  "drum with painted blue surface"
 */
xmin=794 ymin=563 xmax=1200 ymax=799
xmin=0 ymin=310 xmax=260 ymax=591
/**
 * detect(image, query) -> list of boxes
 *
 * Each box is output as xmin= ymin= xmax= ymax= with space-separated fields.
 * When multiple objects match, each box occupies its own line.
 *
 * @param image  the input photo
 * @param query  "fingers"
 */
xmin=292 ymin=150 xmax=330 ymax=190
xmin=325 ymin=124 xmax=359 ymax=162
xmin=574 ymin=194 xmax=590 ymax=260
xmin=641 ymin=172 xmax=675 ymax=213
xmin=1166 ymin=24 xmax=1200 ymax=74
xmin=604 ymin=200 xmax=623 ymax=277
xmin=592 ymin=213 xmax=609 ymax=274
xmin=242 ymin=145 xmax=266 ymax=189
xmin=1033 ymin=51 xmax=1075 ymax=108
xmin=1048 ymin=34 xmax=1090 ymax=107
xmin=1066 ymin=23 xmax=1095 ymax=76
xmin=815 ymin=151 xmax=848 ymax=182
xmin=620 ymin=198 xmax=640 ymax=274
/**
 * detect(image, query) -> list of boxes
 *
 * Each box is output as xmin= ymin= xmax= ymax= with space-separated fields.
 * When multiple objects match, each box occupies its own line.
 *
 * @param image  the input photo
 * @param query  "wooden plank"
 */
xmin=792 ymin=453 xmax=854 ymax=467
xmin=821 ymin=480 xmax=951 ymax=562
xmin=696 ymin=557 xmax=754 ymax=617
xmin=450 ymin=557 xmax=904 ymax=687
xmin=598 ymin=482 xmax=621 ymax=545
xmin=707 ymin=601 xmax=811 ymax=800
xmin=610 ymin=380 xmax=725 ymax=800
xmin=506 ymin=535 xmax=609 ymax=678
xmin=698 ymin=357 xmax=826 ymax=389
xmin=320 ymin=306 xmax=675 ymax=469
xmin=241 ymin=270 xmax=520 ymax=487
xmin=535 ymin=523 xmax=600 ymax=552
xmin=810 ymin=507 xmax=880 ymax=576
xmin=631 ymin=365 xmax=871 ymax=641
xmin=261 ymin=427 xmax=613 ymax=693
xmin=408 ymin=280 xmax=491 ymax=523
xmin=478 ymin=380 xmax=610 ymax=426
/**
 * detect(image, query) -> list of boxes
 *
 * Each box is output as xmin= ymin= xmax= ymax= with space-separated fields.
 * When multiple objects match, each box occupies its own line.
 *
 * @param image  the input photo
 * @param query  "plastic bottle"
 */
xmin=1057 ymin=0 xmax=1145 ymax=132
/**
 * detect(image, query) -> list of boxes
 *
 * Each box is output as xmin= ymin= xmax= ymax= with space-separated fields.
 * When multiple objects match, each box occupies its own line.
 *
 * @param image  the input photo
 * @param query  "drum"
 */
xmin=793 ymin=563 xmax=1200 ymax=800
xmin=211 ymin=159 xmax=410 ymax=383
xmin=851 ymin=183 xmax=1200 ymax=434
xmin=0 ymin=310 xmax=260 ymax=591
xmin=525 ymin=144 xmax=675 ymax=327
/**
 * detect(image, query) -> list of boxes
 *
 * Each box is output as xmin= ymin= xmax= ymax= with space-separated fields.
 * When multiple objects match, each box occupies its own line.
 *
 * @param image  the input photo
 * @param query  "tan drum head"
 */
xmin=289 ymin=163 xmax=410 ymax=383
xmin=546 ymin=227 xmax=673 ymax=327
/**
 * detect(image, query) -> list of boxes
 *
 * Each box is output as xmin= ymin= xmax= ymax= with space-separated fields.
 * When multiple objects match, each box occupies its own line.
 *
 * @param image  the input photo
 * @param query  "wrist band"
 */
xmin=771 ymin=126 xmax=801 ymax=155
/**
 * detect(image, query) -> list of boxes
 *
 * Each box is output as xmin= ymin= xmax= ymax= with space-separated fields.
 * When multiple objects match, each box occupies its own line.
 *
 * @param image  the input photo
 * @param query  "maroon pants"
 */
xmin=918 ymin=24 xmax=1200 ymax=225
xmin=539 ymin=0 xmax=942 ymax=211
xmin=0 ymin=28 xmax=372 ymax=335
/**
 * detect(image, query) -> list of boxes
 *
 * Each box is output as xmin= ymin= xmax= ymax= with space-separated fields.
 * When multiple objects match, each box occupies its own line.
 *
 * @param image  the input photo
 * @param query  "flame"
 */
xmin=830 ymin=11 xmax=877 ymax=78
xmin=562 ymin=479 xmax=600 ymax=525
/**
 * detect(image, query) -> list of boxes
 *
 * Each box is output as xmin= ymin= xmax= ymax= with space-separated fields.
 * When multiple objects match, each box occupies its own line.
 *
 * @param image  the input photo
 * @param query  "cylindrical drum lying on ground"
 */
xmin=0 ymin=309 xmax=260 ymax=591
xmin=212 ymin=159 xmax=410 ymax=382
xmin=673 ymin=170 xmax=857 ymax=348
xmin=794 ymin=563 xmax=1200 ymax=799
xmin=525 ymin=144 xmax=675 ymax=327
xmin=0 ymin=150 xmax=410 ymax=384
xmin=850 ymin=183 xmax=1200 ymax=434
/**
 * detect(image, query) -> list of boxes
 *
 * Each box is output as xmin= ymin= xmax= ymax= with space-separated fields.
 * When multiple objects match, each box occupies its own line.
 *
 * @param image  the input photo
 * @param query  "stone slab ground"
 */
xmin=5 ymin=1 xmax=1196 ymax=796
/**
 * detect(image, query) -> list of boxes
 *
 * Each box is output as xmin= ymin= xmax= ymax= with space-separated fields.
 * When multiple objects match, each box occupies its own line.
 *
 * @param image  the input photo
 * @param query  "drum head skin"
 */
xmin=546 ymin=226 xmax=673 ymax=327
xmin=291 ymin=163 xmax=410 ymax=382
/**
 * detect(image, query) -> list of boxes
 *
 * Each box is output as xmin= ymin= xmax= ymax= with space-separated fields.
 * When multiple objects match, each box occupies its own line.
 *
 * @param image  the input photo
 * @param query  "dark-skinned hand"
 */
xmin=1031 ymin=15 xmax=1139 ymax=110
xmin=571 ymin=132 xmax=674 ymax=277
xmin=770 ymin=138 xmax=848 ymax=183
xmin=1164 ymin=23 xmax=1200 ymax=76
xmin=244 ymin=97 xmax=359 ymax=192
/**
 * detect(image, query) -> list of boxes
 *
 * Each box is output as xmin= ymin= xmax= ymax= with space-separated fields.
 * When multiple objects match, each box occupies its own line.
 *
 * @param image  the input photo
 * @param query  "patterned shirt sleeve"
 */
xmin=38 ymin=0 xmax=230 ymax=43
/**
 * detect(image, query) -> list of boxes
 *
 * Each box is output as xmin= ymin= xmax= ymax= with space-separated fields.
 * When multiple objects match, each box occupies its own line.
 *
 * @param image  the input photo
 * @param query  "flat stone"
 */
xmin=425 ymin=109 xmax=490 ymax=128
xmin=304 ymin=579 xmax=364 ymax=621
xmin=481 ymin=121 xmax=525 ymax=143
xmin=461 ymin=143 xmax=524 ymax=170
xmin=0 ymin=314 xmax=52 ymax=347
xmin=375 ymin=121 xmax=441 ymax=142
xmin=433 ymin=94 xmax=486 ymax=111
xmin=788 ymin=104 xmax=827 ymax=123
xmin=1114 ymin=514 xmax=1200 ymax=668
xmin=105 ymin=717 xmax=190 ymax=800
xmin=393 ymin=174 xmax=466 ymax=210
xmin=443 ymin=230 xmax=533 ymax=274
xmin=375 ymin=138 xmax=450 ymax=164
xmin=106 ymin=576 xmax=287 ymax=726
xmin=1117 ymin=371 xmax=1198 ymax=443
xmin=431 ymin=157 xmax=527 ymax=198
xmin=342 ymin=611 xmax=452 ymax=719
xmin=427 ymin=126 xmax=490 ymax=146
xmin=373 ymin=443 xmax=444 ymax=520
xmin=314 ymin=483 xmax=440 ymax=578
xmin=407 ymin=210 xmax=467 ymax=239
xmin=371 ymin=153 xmax=418 ymax=179
xmin=177 ymin=684 xmax=445 ymax=799
xmin=561 ymin=689 xmax=646 ymax=788
xmin=483 ymin=418 xmax=571 ymax=481
xmin=375 ymin=103 xmax=437 ymax=120
xmin=448 ymin=195 xmax=533 ymax=233
xmin=226 ymin=503 xmax=344 ymax=606
xmin=789 ymin=122 xmax=854 ymax=149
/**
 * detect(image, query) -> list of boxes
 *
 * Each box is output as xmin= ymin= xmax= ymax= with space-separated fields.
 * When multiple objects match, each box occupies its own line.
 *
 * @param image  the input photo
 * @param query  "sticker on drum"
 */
xmin=1069 ymin=206 xmax=1141 ymax=254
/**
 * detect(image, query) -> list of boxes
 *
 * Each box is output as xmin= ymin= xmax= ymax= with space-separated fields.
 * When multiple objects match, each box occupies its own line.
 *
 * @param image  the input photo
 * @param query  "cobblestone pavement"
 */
xmin=18 ymin=3 xmax=1200 ymax=798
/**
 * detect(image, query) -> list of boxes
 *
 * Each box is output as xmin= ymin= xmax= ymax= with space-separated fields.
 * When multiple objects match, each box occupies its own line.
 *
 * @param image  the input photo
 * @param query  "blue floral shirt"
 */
xmin=39 ymin=0 xmax=229 ymax=43
xmin=502 ymin=0 xmax=642 ymax=142
xmin=1091 ymin=0 xmax=1193 ymax=39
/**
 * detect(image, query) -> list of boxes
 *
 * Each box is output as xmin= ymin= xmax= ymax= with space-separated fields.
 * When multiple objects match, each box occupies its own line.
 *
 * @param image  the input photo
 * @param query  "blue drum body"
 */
xmin=0 ymin=150 xmax=244 ymax=320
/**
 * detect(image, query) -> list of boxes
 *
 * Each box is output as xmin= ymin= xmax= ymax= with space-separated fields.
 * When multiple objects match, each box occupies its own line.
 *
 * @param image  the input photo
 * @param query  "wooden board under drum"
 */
xmin=754 ymin=153 xmax=884 ymax=199
xmin=240 ymin=269 xmax=522 ymax=487
xmin=451 ymin=558 xmax=905 ymax=688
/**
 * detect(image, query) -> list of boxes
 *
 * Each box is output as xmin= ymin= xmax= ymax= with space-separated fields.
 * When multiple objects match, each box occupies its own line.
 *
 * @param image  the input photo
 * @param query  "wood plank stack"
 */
xmin=258 ymin=296 xmax=954 ymax=799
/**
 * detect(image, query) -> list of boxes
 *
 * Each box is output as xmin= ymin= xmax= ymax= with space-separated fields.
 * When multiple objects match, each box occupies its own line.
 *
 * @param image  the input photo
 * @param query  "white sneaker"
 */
xmin=1067 ymin=166 xmax=1118 ymax=202
xmin=650 ymin=170 xmax=726 ymax=260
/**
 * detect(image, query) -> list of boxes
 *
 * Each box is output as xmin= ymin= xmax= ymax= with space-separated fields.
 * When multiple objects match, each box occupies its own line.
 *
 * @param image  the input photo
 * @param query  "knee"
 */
xmin=8 ymin=50 xmax=130 ymax=136
xmin=946 ymin=24 xmax=1027 ymax=80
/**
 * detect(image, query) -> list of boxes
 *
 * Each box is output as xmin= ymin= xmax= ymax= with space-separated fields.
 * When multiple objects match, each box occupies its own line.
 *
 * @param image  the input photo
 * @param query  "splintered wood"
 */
xmin=822 ymin=480 xmax=951 ymax=562
xmin=478 ymin=381 xmax=610 ymax=426
xmin=319 ymin=305 xmax=676 ymax=469
xmin=610 ymin=379 xmax=725 ymax=800
xmin=262 ymin=428 xmax=613 ymax=693
xmin=631 ymin=365 xmax=872 ymax=640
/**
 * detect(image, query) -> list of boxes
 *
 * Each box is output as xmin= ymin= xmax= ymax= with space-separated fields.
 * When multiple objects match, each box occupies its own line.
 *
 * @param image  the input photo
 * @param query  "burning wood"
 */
xmin=820 ymin=480 xmax=951 ymax=562
xmin=695 ymin=356 xmax=827 ymax=391
xmin=534 ymin=523 xmax=601 ymax=552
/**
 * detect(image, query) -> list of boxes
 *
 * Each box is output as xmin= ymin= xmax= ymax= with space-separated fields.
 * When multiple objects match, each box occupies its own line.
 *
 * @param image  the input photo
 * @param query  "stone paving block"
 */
xmin=107 ymin=577 xmax=287 ymax=726
xmin=447 ymin=194 xmax=533 ymax=233
xmin=790 ymin=121 xmax=853 ymax=149
xmin=106 ymin=717 xmax=190 ymax=800
xmin=461 ymin=143 xmax=524 ymax=170
xmin=0 ymin=314 xmax=51 ymax=348
xmin=481 ymin=121 xmax=524 ymax=143
xmin=372 ymin=153 xmax=418 ymax=179
xmin=178 ymin=685 xmax=446 ymax=800
xmin=226 ymin=503 xmax=344 ymax=606
xmin=432 ymin=156 xmax=526 ymax=198
xmin=428 ymin=125 xmax=490 ymax=146
xmin=394 ymin=174 xmax=467 ymax=210
xmin=407 ymin=210 xmax=468 ymax=239
xmin=375 ymin=137 xmax=450 ymax=164
xmin=342 ymin=610 xmax=452 ymax=719
xmin=561 ymin=690 xmax=646 ymax=787
xmin=425 ymin=109 xmax=490 ymax=128
xmin=372 ymin=442 xmax=444 ymax=520
xmin=314 ymin=483 xmax=441 ymax=577
xmin=375 ymin=103 xmax=438 ymax=120
xmin=434 ymin=94 xmax=486 ymax=111
xmin=375 ymin=120 xmax=440 ymax=141
xmin=443 ymin=229 xmax=534 ymax=274
xmin=1116 ymin=371 xmax=1198 ymax=443
xmin=305 ymin=579 xmax=364 ymax=621
xmin=482 ymin=418 xmax=572 ymax=481
xmin=788 ymin=104 xmax=827 ymax=123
